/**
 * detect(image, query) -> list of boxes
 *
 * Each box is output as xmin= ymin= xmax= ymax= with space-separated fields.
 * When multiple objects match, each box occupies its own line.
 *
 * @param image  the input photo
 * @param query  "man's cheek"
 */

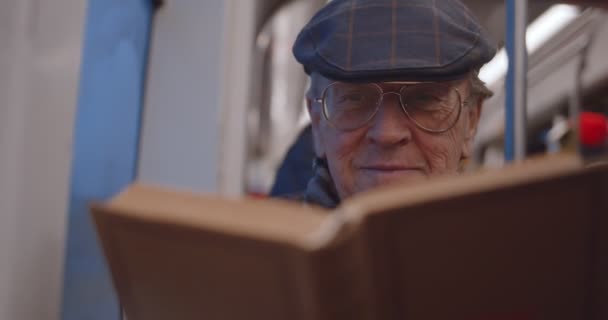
xmin=327 ymin=159 xmax=355 ymax=199
xmin=423 ymin=142 xmax=459 ymax=174
xmin=328 ymin=131 xmax=361 ymax=161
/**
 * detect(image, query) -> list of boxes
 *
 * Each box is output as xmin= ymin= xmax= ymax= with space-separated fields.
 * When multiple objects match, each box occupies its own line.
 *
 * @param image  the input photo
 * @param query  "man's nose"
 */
xmin=366 ymin=93 xmax=414 ymax=146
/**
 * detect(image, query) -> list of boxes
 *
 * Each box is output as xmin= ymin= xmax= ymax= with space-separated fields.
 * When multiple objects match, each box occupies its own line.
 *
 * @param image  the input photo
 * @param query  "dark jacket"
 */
xmin=270 ymin=126 xmax=340 ymax=209
xmin=270 ymin=126 xmax=315 ymax=197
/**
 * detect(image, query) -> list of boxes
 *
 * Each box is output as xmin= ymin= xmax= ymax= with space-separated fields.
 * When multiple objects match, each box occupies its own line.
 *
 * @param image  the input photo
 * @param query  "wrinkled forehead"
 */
xmin=310 ymin=72 xmax=471 ymax=93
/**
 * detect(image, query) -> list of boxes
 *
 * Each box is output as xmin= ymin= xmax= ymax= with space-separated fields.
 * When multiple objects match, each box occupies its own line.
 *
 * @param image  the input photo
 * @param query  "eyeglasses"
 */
xmin=314 ymin=81 xmax=468 ymax=133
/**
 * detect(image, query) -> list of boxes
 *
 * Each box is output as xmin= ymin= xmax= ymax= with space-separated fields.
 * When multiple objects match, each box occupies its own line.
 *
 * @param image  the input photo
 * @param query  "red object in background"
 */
xmin=579 ymin=112 xmax=608 ymax=147
xmin=247 ymin=192 xmax=268 ymax=199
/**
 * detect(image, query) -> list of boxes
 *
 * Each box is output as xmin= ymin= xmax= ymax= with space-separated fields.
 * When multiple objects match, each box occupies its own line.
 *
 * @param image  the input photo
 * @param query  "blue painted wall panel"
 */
xmin=62 ymin=0 xmax=153 ymax=319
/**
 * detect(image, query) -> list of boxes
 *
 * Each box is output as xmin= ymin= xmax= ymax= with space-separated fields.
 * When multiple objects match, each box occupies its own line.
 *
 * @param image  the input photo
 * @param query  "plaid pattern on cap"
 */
xmin=293 ymin=0 xmax=497 ymax=82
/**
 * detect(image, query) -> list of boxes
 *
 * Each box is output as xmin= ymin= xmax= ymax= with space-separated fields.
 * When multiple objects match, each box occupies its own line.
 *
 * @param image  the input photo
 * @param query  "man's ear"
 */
xmin=306 ymin=97 xmax=326 ymax=158
xmin=461 ymin=97 xmax=483 ymax=160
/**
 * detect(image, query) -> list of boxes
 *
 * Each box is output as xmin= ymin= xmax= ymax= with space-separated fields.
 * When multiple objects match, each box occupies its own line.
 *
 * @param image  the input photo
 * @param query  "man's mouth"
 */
xmin=357 ymin=162 xmax=428 ymax=184
xmin=348 ymin=161 xmax=429 ymax=193
xmin=359 ymin=164 xmax=425 ymax=172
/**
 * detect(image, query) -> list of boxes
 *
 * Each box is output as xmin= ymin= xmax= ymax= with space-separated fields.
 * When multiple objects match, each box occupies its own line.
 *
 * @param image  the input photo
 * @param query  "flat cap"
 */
xmin=293 ymin=0 xmax=497 ymax=82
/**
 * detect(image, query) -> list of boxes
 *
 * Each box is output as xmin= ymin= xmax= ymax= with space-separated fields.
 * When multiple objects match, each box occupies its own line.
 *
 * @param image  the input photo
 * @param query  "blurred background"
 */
xmin=0 ymin=0 xmax=607 ymax=319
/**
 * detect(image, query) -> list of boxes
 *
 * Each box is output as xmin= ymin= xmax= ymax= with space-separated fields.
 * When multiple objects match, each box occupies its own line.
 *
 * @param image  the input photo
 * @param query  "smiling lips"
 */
xmin=358 ymin=163 xmax=427 ymax=182
xmin=360 ymin=164 xmax=423 ymax=171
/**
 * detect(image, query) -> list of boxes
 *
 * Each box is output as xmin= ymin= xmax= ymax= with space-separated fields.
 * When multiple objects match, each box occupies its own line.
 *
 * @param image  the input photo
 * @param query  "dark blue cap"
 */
xmin=293 ymin=0 xmax=497 ymax=82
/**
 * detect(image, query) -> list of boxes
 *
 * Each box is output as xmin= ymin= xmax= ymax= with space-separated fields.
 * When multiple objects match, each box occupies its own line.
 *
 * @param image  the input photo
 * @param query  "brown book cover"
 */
xmin=92 ymin=155 xmax=607 ymax=320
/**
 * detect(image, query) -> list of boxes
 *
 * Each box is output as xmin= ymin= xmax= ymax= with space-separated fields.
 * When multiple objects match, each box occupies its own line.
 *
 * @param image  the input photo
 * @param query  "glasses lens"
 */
xmin=323 ymin=83 xmax=382 ymax=130
xmin=400 ymin=83 xmax=461 ymax=132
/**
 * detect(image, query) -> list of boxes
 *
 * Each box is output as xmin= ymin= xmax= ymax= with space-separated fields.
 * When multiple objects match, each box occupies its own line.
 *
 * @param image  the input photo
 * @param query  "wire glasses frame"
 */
xmin=314 ymin=81 xmax=469 ymax=133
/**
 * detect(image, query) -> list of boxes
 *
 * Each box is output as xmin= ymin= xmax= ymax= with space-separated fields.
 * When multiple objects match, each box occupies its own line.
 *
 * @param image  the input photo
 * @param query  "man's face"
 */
xmin=308 ymin=73 xmax=482 ymax=199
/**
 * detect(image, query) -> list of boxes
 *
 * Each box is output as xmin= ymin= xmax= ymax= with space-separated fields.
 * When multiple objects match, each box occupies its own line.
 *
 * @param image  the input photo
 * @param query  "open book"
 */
xmin=92 ymin=155 xmax=607 ymax=320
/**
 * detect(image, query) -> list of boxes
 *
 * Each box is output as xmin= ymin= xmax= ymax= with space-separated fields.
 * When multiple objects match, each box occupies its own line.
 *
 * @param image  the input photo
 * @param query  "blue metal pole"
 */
xmin=61 ymin=1 xmax=155 ymax=319
xmin=505 ymin=0 xmax=528 ymax=162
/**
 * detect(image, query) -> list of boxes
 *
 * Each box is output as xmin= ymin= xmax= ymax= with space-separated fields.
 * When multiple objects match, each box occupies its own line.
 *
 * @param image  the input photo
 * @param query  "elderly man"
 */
xmin=290 ymin=0 xmax=496 ymax=208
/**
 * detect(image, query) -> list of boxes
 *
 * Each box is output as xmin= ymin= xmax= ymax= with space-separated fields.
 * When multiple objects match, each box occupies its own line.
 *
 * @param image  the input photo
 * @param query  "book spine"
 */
xmin=289 ymin=225 xmax=377 ymax=320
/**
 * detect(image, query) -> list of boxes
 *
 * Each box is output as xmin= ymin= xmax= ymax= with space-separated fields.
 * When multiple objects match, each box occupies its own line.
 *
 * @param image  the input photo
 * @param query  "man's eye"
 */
xmin=409 ymin=94 xmax=448 ymax=109
xmin=414 ymin=94 xmax=440 ymax=102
